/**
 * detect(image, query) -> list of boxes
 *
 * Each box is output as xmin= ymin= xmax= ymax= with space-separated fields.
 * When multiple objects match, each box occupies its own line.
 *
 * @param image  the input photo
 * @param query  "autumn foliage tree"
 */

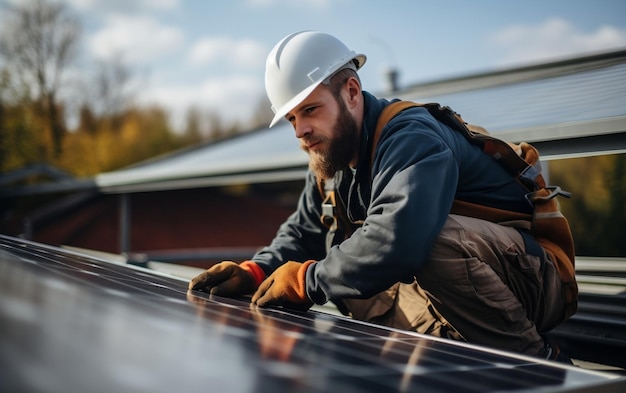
xmin=58 ymin=106 xmax=185 ymax=176
xmin=0 ymin=68 xmax=47 ymax=171
xmin=0 ymin=0 xmax=240 ymax=179
xmin=550 ymin=154 xmax=626 ymax=257
xmin=0 ymin=0 xmax=79 ymax=159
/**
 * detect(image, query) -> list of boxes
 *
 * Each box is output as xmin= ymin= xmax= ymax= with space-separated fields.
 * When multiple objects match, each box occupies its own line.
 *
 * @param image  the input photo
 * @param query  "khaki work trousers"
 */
xmin=341 ymin=214 xmax=565 ymax=357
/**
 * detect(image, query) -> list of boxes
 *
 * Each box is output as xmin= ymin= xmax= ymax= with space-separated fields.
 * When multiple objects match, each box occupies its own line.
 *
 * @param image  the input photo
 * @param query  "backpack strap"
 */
xmin=319 ymin=102 xmax=420 ymax=240
xmin=369 ymin=100 xmax=577 ymax=318
xmin=374 ymin=102 xmax=545 ymax=191
xmin=370 ymin=101 xmax=423 ymax=166
xmin=318 ymin=178 xmax=338 ymax=251
xmin=318 ymin=176 xmax=360 ymax=250
xmin=320 ymin=101 xmax=575 ymax=262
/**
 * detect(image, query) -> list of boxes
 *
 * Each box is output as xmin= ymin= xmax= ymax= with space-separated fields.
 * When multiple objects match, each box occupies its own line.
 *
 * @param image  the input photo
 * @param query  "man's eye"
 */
xmin=305 ymin=106 xmax=316 ymax=114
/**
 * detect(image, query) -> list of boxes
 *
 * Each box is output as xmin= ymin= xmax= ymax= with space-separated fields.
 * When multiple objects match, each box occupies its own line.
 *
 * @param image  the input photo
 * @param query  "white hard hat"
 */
xmin=265 ymin=31 xmax=366 ymax=127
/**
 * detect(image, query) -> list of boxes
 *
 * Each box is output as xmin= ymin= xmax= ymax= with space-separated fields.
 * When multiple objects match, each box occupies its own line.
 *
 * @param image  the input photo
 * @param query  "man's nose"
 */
xmin=294 ymin=120 xmax=312 ymax=139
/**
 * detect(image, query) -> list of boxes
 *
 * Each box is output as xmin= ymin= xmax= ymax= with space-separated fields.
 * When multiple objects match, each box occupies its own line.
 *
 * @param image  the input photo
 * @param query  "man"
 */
xmin=189 ymin=31 xmax=575 ymax=360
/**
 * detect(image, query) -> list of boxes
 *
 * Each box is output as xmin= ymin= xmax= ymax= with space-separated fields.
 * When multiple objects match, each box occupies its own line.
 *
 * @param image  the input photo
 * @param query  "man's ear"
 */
xmin=344 ymin=77 xmax=361 ymax=109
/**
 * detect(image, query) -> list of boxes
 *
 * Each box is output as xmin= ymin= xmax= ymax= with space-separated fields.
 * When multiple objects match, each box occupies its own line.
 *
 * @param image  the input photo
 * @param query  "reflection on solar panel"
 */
xmin=1 ymin=235 xmax=624 ymax=393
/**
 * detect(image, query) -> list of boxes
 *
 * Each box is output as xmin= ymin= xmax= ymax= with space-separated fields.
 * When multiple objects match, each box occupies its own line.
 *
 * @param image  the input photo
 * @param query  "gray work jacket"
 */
xmin=252 ymin=91 xmax=531 ymax=305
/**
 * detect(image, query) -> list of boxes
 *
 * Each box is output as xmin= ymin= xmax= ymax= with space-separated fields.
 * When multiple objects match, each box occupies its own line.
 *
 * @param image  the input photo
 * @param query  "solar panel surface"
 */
xmin=1 ymin=235 xmax=624 ymax=393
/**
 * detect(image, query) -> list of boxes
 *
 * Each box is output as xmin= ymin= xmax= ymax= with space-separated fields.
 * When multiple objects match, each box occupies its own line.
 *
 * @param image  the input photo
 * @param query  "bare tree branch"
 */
xmin=0 ymin=0 xmax=80 ymax=157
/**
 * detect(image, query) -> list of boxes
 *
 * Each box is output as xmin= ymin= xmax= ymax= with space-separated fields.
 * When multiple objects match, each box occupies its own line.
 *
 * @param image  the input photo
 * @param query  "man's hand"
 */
xmin=188 ymin=261 xmax=264 ymax=297
xmin=252 ymin=260 xmax=315 ymax=310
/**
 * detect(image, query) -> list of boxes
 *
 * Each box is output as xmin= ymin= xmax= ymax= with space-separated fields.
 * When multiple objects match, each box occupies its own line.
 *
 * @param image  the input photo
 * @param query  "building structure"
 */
xmin=1 ymin=49 xmax=625 ymax=264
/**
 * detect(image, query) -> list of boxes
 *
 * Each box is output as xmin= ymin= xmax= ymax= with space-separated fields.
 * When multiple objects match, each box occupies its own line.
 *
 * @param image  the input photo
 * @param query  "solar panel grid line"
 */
xmin=0 ymin=255 xmax=240 ymax=391
xmin=188 ymin=297 xmax=426 ymax=378
xmin=182 ymin=296 xmax=433 ymax=392
xmin=17 ymin=257 xmax=182 ymax=302
xmin=191 ymin=294 xmax=543 ymax=386
xmin=1 ymin=235 xmax=625 ymax=393
xmin=12 ymin=247 xmax=190 ymax=302
xmin=155 ymin=288 xmax=620 ymax=388
xmin=274 ymin=309 xmax=570 ymax=386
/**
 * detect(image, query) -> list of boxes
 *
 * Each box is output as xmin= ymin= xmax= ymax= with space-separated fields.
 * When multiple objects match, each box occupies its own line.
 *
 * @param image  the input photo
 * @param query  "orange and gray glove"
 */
xmin=188 ymin=260 xmax=265 ymax=297
xmin=251 ymin=260 xmax=315 ymax=310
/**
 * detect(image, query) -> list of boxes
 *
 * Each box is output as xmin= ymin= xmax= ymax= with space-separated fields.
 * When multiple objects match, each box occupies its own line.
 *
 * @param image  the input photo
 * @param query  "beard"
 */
xmin=302 ymin=101 xmax=359 ymax=180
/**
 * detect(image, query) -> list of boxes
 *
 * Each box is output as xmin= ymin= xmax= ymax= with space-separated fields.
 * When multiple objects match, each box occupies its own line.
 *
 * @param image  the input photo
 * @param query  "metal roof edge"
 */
xmin=498 ymin=116 xmax=626 ymax=143
xmin=95 ymin=151 xmax=308 ymax=188
xmin=395 ymin=48 xmax=626 ymax=98
xmin=98 ymin=167 xmax=308 ymax=194
xmin=116 ymin=124 xmax=277 ymax=171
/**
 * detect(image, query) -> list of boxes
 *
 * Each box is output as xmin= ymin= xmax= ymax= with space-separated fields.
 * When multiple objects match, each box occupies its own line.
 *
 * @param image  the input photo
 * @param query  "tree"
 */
xmin=94 ymin=58 xmax=133 ymax=118
xmin=250 ymin=94 xmax=274 ymax=129
xmin=0 ymin=0 xmax=232 ymax=178
xmin=551 ymin=154 xmax=626 ymax=257
xmin=0 ymin=0 xmax=80 ymax=158
xmin=183 ymin=106 xmax=204 ymax=144
xmin=604 ymin=154 xmax=626 ymax=255
xmin=73 ymin=57 xmax=136 ymax=135
xmin=0 ymin=67 xmax=45 ymax=172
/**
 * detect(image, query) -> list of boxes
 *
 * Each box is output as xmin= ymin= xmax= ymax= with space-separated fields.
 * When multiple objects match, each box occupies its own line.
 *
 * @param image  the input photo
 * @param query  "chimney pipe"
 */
xmin=384 ymin=67 xmax=400 ymax=93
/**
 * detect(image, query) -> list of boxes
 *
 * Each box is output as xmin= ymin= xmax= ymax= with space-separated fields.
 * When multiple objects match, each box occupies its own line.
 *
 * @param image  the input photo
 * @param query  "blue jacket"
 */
xmin=252 ymin=91 xmax=532 ymax=305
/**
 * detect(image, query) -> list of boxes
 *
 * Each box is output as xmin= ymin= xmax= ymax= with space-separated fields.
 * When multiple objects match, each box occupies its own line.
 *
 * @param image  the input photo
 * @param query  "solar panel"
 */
xmin=1 ymin=234 xmax=624 ymax=393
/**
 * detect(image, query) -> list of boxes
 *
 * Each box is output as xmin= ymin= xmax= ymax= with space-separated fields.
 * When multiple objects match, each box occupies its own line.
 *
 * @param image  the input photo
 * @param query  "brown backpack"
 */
xmin=319 ymin=101 xmax=578 ymax=319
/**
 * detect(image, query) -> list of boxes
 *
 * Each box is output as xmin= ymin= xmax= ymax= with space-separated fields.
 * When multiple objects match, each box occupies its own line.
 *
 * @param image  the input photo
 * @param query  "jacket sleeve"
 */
xmin=251 ymin=171 xmax=328 ymax=275
xmin=306 ymin=110 xmax=460 ymax=304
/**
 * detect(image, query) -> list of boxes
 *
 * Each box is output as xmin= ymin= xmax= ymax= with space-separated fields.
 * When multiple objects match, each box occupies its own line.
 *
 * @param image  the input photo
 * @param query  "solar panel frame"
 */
xmin=1 ymin=234 xmax=624 ymax=393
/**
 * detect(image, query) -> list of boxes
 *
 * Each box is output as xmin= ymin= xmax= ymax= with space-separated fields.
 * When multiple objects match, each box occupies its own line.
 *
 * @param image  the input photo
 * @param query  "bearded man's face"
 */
xmin=301 ymin=96 xmax=359 ymax=180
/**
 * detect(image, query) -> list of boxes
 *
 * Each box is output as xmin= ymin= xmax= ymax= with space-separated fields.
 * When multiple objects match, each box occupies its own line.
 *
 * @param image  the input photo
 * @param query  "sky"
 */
xmin=2 ymin=0 xmax=626 ymax=132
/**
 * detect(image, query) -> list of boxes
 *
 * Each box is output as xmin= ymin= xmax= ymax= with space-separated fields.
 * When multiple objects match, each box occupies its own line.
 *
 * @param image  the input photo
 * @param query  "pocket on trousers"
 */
xmin=502 ymin=251 xmax=542 ymax=323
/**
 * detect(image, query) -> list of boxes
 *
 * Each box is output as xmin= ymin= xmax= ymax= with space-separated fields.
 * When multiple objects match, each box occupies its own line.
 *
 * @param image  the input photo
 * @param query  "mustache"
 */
xmin=300 ymin=135 xmax=326 ymax=152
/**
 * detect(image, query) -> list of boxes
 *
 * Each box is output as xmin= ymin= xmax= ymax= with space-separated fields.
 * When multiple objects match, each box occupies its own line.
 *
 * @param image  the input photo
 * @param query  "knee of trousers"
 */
xmin=426 ymin=214 xmax=526 ymax=267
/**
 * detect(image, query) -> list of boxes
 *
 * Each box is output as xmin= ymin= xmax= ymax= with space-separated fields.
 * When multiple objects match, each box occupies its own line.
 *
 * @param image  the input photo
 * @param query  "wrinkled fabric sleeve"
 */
xmin=306 ymin=112 xmax=459 ymax=305
xmin=251 ymin=171 xmax=328 ymax=276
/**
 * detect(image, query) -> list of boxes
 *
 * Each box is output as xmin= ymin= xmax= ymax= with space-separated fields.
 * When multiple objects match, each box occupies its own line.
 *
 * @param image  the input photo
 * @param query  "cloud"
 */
xmin=187 ymin=37 xmax=267 ymax=68
xmin=61 ymin=0 xmax=179 ymax=13
xmin=140 ymin=75 xmax=265 ymax=131
xmin=246 ymin=0 xmax=333 ymax=8
xmin=488 ymin=18 xmax=626 ymax=65
xmin=88 ymin=15 xmax=184 ymax=64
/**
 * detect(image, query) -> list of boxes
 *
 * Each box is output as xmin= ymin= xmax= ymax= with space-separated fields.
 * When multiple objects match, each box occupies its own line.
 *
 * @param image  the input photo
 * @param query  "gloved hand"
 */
xmin=251 ymin=260 xmax=315 ymax=310
xmin=188 ymin=260 xmax=265 ymax=297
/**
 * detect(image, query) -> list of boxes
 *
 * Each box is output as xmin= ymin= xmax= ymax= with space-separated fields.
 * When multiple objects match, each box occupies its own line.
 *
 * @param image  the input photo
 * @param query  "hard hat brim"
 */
xmin=268 ymin=53 xmax=366 ymax=128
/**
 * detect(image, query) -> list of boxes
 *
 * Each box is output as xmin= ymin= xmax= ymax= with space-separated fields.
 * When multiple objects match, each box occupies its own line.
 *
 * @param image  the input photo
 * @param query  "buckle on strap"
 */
xmin=525 ymin=186 xmax=571 ymax=206
xmin=520 ymin=163 xmax=541 ymax=190
xmin=320 ymin=192 xmax=337 ymax=230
